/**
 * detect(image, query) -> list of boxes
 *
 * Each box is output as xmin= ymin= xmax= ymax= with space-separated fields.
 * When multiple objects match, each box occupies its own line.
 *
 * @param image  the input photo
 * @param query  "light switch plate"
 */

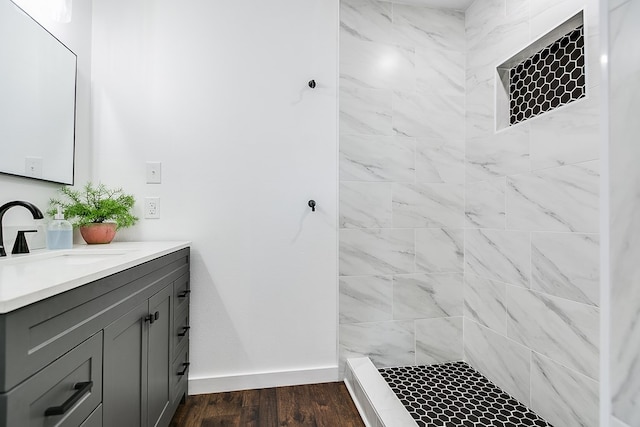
xmin=146 ymin=162 xmax=162 ymax=184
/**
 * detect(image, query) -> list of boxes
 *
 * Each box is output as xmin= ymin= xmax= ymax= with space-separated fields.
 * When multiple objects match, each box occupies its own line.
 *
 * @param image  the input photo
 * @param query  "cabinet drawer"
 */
xmin=173 ymin=305 xmax=189 ymax=356
xmin=1 ymin=332 xmax=102 ymax=427
xmin=171 ymin=341 xmax=189 ymax=404
xmin=173 ymin=273 xmax=190 ymax=315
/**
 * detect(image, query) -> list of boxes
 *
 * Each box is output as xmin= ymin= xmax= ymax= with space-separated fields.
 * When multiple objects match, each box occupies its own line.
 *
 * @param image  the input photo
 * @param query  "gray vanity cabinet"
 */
xmin=0 ymin=247 xmax=190 ymax=427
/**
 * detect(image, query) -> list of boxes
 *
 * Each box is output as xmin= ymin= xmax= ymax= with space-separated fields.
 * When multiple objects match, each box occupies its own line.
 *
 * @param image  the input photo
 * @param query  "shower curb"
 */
xmin=343 ymin=358 xmax=417 ymax=427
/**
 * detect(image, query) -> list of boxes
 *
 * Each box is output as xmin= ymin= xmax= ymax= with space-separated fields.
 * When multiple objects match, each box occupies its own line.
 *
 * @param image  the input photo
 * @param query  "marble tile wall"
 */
xmin=463 ymin=0 xmax=601 ymax=426
xmin=609 ymin=0 xmax=640 ymax=426
xmin=338 ymin=0 xmax=466 ymax=373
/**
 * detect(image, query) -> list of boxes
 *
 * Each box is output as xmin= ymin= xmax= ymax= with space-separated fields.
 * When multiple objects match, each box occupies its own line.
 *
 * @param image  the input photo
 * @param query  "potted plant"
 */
xmin=48 ymin=182 xmax=139 ymax=244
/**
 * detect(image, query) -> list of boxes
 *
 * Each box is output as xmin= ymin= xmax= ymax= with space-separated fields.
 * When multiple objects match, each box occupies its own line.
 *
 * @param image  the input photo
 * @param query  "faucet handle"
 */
xmin=12 ymin=230 xmax=37 ymax=255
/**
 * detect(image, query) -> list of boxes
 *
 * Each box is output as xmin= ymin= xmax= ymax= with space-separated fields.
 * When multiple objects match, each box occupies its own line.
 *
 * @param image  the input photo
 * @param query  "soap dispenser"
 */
xmin=47 ymin=207 xmax=73 ymax=250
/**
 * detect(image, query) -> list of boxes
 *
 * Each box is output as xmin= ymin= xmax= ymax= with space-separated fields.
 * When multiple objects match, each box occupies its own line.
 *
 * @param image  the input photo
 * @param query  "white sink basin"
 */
xmin=54 ymin=252 xmax=132 ymax=266
xmin=0 ymin=249 xmax=135 ymax=267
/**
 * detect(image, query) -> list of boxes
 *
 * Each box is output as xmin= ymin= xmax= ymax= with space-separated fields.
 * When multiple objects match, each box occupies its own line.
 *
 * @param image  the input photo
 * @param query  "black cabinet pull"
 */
xmin=44 ymin=381 xmax=93 ymax=416
xmin=178 ymin=326 xmax=191 ymax=337
xmin=177 ymin=362 xmax=190 ymax=376
xmin=145 ymin=311 xmax=159 ymax=324
xmin=178 ymin=290 xmax=191 ymax=298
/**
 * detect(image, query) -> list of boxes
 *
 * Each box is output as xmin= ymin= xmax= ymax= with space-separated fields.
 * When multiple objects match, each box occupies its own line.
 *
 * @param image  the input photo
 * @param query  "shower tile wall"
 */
xmin=464 ymin=1 xmax=600 ymax=427
xmin=609 ymin=1 xmax=640 ymax=426
xmin=338 ymin=0 xmax=466 ymax=372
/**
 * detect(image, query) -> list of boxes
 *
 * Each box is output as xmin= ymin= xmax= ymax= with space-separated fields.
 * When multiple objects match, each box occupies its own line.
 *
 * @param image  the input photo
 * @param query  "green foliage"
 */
xmin=48 ymin=182 xmax=139 ymax=229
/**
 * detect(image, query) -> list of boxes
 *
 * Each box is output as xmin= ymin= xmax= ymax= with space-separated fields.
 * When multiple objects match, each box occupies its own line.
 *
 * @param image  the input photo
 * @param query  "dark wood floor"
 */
xmin=169 ymin=382 xmax=366 ymax=427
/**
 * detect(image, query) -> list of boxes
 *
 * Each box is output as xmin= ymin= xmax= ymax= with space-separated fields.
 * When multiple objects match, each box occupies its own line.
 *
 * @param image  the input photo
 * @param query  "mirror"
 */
xmin=0 ymin=0 xmax=77 ymax=184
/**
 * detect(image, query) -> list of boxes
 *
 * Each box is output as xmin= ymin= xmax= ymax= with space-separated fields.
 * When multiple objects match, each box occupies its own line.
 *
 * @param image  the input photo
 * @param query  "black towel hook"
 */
xmin=308 ymin=200 xmax=316 ymax=212
xmin=308 ymin=80 xmax=316 ymax=89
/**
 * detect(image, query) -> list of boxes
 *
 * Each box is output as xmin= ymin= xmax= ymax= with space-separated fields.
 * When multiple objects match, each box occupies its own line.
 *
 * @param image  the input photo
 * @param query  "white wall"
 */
xmin=91 ymin=0 xmax=339 ymax=392
xmin=0 ymin=0 xmax=92 ymax=233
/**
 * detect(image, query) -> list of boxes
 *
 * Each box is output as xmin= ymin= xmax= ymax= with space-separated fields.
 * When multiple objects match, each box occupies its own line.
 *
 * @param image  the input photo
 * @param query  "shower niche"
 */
xmin=496 ymin=11 xmax=586 ymax=130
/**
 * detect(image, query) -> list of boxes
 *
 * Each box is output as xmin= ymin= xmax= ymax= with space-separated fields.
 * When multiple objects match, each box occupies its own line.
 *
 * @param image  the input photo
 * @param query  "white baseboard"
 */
xmin=188 ymin=365 xmax=339 ymax=394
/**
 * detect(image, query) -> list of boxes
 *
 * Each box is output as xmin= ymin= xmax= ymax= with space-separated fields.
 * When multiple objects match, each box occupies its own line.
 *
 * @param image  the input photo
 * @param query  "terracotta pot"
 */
xmin=79 ymin=222 xmax=117 ymax=244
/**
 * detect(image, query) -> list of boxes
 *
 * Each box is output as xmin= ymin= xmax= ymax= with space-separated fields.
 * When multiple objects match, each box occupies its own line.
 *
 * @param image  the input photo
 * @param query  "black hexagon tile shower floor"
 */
xmin=379 ymin=361 xmax=554 ymax=427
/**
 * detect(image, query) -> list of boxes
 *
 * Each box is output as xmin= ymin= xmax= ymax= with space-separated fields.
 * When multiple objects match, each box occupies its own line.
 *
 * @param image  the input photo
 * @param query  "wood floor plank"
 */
xmin=203 ymin=390 xmax=245 ymax=417
xmin=170 ymin=394 xmax=210 ymax=427
xmin=256 ymin=387 xmax=279 ymax=427
xmin=240 ymin=389 xmax=261 ymax=408
xmin=326 ymin=383 xmax=366 ymax=427
xmin=306 ymin=383 xmax=336 ymax=427
xmin=276 ymin=385 xmax=317 ymax=426
xmin=169 ymin=382 xmax=364 ymax=427
xmin=236 ymin=389 xmax=261 ymax=427
xmin=200 ymin=415 xmax=240 ymax=427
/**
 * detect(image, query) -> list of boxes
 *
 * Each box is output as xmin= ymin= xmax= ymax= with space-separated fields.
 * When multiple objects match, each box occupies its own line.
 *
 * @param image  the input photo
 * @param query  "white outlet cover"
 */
xmin=144 ymin=197 xmax=160 ymax=219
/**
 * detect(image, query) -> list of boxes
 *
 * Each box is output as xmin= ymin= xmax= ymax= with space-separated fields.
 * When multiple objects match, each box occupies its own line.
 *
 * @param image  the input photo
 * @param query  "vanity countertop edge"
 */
xmin=0 ymin=241 xmax=191 ymax=313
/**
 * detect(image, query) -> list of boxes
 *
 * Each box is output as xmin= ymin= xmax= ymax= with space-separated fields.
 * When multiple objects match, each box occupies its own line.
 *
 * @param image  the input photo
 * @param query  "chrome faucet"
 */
xmin=0 ymin=201 xmax=44 ymax=257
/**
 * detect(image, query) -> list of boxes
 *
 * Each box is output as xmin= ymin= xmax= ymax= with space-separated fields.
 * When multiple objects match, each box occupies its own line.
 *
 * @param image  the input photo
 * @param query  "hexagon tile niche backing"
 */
xmin=380 ymin=362 xmax=554 ymax=427
xmin=509 ymin=25 xmax=585 ymax=125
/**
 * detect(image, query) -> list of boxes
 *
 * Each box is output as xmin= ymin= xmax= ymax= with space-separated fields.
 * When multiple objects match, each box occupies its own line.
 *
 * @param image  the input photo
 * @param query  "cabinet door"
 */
xmin=147 ymin=284 xmax=173 ymax=427
xmin=103 ymin=300 xmax=149 ymax=427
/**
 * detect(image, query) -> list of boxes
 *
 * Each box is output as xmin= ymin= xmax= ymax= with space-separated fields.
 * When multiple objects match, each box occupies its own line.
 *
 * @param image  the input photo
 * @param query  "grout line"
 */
xmin=531 ymin=349 xmax=600 ymax=384
xmin=528 ymin=230 xmax=532 ymax=289
xmin=529 ymin=347 xmax=533 ymax=407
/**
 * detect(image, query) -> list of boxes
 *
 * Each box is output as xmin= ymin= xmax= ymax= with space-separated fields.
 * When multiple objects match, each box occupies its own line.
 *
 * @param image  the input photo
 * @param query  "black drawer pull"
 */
xmin=177 ymin=362 xmax=190 ymax=376
xmin=44 ymin=381 xmax=93 ymax=416
xmin=178 ymin=289 xmax=191 ymax=298
xmin=178 ymin=326 xmax=191 ymax=337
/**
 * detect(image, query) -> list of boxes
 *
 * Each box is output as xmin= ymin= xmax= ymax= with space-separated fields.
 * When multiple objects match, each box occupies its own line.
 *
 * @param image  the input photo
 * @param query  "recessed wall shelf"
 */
xmin=496 ymin=11 xmax=585 ymax=129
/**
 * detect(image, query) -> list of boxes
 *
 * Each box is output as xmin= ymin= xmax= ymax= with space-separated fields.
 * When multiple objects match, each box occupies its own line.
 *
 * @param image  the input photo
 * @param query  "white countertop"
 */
xmin=0 ymin=241 xmax=190 ymax=314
